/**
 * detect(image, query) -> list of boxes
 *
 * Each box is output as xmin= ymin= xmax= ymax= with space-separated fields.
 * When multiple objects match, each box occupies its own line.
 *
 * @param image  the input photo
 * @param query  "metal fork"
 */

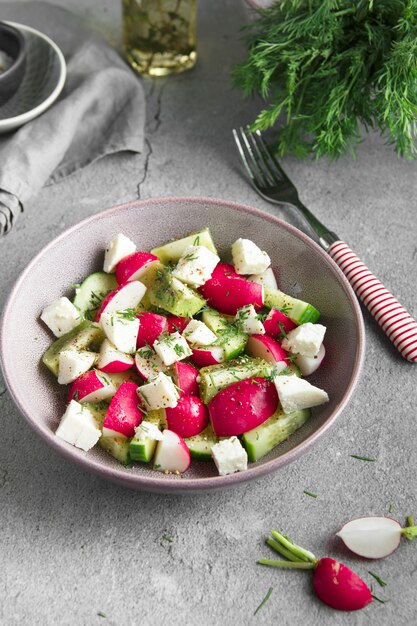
xmin=233 ymin=127 xmax=417 ymax=363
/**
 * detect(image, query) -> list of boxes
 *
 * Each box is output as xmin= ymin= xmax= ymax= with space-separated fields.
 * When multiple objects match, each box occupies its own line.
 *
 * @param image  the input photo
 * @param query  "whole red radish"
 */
xmin=199 ymin=263 xmax=264 ymax=315
xmin=209 ymin=377 xmax=278 ymax=436
xmin=258 ymin=530 xmax=373 ymax=612
xmin=165 ymin=396 xmax=208 ymax=438
xmin=136 ymin=311 xmax=167 ymax=348
xmin=172 ymin=361 xmax=200 ymax=396
xmin=102 ymin=381 xmax=143 ymax=438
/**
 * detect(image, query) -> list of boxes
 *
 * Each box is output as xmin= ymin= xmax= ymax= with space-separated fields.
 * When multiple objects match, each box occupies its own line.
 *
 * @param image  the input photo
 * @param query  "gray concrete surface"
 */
xmin=1 ymin=1 xmax=417 ymax=624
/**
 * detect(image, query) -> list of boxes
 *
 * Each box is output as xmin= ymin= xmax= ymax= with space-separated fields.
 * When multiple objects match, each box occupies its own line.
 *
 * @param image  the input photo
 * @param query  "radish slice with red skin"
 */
xmin=67 ymin=370 xmax=116 ymax=403
xmin=172 ymin=361 xmax=200 ymax=396
xmin=95 ymin=281 xmax=146 ymax=322
xmin=263 ymin=308 xmax=297 ymax=337
xmin=165 ymin=396 xmax=209 ymax=438
xmin=199 ymin=263 xmax=264 ymax=315
xmin=246 ymin=334 xmax=290 ymax=367
xmin=153 ymin=429 xmax=191 ymax=473
xmin=136 ymin=312 xmax=167 ymax=348
xmin=166 ymin=315 xmax=190 ymax=334
xmin=115 ymin=251 xmax=159 ymax=284
xmin=209 ymin=377 xmax=278 ymax=436
xmin=336 ymin=516 xmax=403 ymax=559
xmin=192 ymin=346 xmax=225 ymax=367
xmin=102 ymin=381 xmax=143 ymax=438
xmin=313 ymin=558 xmax=373 ymax=611
xmin=97 ymin=339 xmax=134 ymax=373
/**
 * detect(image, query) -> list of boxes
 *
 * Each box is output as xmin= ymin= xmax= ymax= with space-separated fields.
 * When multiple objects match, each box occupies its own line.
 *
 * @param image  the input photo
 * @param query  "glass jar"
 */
xmin=122 ymin=0 xmax=197 ymax=77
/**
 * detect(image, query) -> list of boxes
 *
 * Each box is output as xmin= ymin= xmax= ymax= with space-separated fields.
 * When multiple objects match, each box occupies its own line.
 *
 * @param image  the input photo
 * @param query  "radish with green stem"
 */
xmin=259 ymin=530 xmax=373 ymax=611
xmin=336 ymin=515 xmax=417 ymax=559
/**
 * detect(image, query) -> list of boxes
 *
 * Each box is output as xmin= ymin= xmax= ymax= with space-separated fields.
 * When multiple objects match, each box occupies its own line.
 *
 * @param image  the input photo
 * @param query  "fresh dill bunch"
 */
xmin=233 ymin=0 xmax=417 ymax=159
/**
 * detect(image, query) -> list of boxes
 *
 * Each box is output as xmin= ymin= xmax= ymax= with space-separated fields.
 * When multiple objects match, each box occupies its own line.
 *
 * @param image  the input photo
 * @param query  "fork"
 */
xmin=233 ymin=127 xmax=417 ymax=363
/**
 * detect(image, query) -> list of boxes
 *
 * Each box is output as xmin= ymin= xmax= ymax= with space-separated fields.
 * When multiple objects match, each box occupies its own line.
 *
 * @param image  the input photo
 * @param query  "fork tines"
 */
xmin=233 ymin=127 xmax=287 ymax=189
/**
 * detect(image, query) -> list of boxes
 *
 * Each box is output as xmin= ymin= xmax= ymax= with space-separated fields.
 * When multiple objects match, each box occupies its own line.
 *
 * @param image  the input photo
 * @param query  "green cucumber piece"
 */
xmin=99 ymin=436 xmax=132 ymax=466
xmin=151 ymin=228 xmax=217 ymax=264
xmin=149 ymin=270 xmax=206 ymax=317
xmin=184 ymin=424 xmax=219 ymax=461
xmin=264 ymin=287 xmax=320 ymax=324
xmin=73 ymin=272 xmax=118 ymax=319
xmin=198 ymin=357 xmax=273 ymax=404
xmin=42 ymin=321 xmax=104 ymax=377
xmin=242 ymin=408 xmax=311 ymax=462
xmin=81 ymin=402 xmax=108 ymax=429
xmin=201 ymin=309 xmax=247 ymax=359
xmin=105 ymin=370 xmax=142 ymax=389
xmin=129 ymin=409 xmax=164 ymax=463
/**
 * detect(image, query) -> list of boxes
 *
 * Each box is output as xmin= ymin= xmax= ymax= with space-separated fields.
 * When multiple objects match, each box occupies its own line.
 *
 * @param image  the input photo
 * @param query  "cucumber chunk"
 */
xmin=184 ymin=424 xmax=219 ymax=461
xmin=73 ymin=272 xmax=118 ymax=319
xmin=81 ymin=402 xmax=108 ymax=429
xmin=129 ymin=409 xmax=165 ymax=463
xmin=198 ymin=357 xmax=273 ymax=404
xmin=151 ymin=228 xmax=218 ymax=264
xmin=264 ymin=287 xmax=320 ymax=324
xmin=242 ymin=407 xmax=311 ymax=462
xmin=201 ymin=309 xmax=247 ymax=360
xmin=99 ymin=436 xmax=132 ymax=466
xmin=137 ymin=260 xmax=166 ymax=310
xmin=149 ymin=269 xmax=206 ymax=317
xmin=42 ymin=321 xmax=104 ymax=377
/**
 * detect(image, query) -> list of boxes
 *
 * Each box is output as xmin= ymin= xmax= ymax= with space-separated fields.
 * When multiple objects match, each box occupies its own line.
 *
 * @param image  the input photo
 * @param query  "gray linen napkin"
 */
xmin=0 ymin=1 xmax=145 ymax=236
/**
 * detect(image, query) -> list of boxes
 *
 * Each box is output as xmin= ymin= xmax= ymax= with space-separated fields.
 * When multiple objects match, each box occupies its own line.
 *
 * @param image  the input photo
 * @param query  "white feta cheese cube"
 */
xmin=57 ymin=349 xmax=97 ymax=385
xmin=153 ymin=332 xmax=192 ymax=366
xmin=247 ymin=267 xmax=278 ymax=290
xmin=138 ymin=372 xmax=179 ymax=410
xmin=40 ymin=297 xmax=81 ymax=338
xmin=172 ymin=245 xmax=220 ymax=286
xmin=211 ymin=437 xmax=248 ymax=476
xmin=100 ymin=311 xmax=139 ymax=354
xmin=274 ymin=375 xmax=329 ymax=414
xmin=231 ymin=238 xmax=270 ymax=275
xmin=103 ymin=233 xmax=136 ymax=273
xmin=235 ymin=304 xmax=265 ymax=335
xmin=134 ymin=421 xmax=164 ymax=441
xmin=182 ymin=319 xmax=217 ymax=346
xmin=56 ymin=400 xmax=101 ymax=451
xmin=281 ymin=322 xmax=326 ymax=357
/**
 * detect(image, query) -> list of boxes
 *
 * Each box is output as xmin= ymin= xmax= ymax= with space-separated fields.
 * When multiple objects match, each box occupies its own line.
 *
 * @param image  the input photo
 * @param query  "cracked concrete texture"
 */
xmin=1 ymin=1 xmax=417 ymax=625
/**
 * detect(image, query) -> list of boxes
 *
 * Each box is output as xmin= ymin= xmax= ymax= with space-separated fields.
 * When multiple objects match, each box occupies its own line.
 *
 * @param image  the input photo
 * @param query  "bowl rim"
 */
xmin=0 ymin=21 xmax=66 ymax=126
xmin=0 ymin=196 xmax=365 ymax=493
xmin=0 ymin=21 xmax=26 ymax=80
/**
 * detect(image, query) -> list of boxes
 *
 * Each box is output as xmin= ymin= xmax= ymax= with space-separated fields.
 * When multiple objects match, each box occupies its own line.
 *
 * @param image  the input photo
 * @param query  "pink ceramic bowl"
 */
xmin=0 ymin=197 xmax=365 ymax=493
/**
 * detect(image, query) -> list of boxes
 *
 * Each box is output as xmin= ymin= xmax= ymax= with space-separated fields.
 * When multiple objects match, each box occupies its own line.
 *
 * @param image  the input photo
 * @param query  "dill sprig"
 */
xmin=233 ymin=0 xmax=417 ymax=159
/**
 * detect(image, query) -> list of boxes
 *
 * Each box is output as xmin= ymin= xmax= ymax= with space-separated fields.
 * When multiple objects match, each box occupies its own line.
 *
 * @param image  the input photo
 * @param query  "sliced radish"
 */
xmin=134 ymin=348 xmax=166 ymax=381
xmin=192 ymin=346 xmax=225 ymax=367
xmin=95 ymin=281 xmax=146 ymax=321
xmin=313 ymin=558 xmax=373 ymax=611
xmin=136 ymin=311 xmax=167 ymax=348
xmin=166 ymin=315 xmax=190 ymax=334
xmin=248 ymin=268 xmax=278 ymax=290
xmin=115 ymin=251 xmax=159 ymax=284
xmin=209 ymin=377 xmax=278 ymax=436
xmin=153 ymin=429 xmax=191 ymax=473
xmin=336 ymin=516 xmax=403 ymax=559
xmin=296 ymin=343 xmax=325 ymax=376
xmin=67 ymin=370 xmax=116 ymax=403
xmin=102 ymin=381 xmax=143 ymax=438
xmin=263 ymin=308 xmax=297 ymax=337
xmin=97 ymin=339 xmax=134 ymax=373
xmin=165 ymin=396 xmax=209 ymax=438
xmin=172 ymin=361 xmax=200 ymax=396
xmin=199 ymin=263 xmax=264 ymax=315
xmin=246 ymin=334 xmax=289 ymax=368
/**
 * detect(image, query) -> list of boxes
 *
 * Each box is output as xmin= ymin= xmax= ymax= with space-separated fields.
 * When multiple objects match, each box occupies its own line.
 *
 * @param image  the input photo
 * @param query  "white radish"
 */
xmin=153 ymin=429 xmax=191 ymax=473
xmin=295 ymin=343 xmax=326 ymax=376
xmin=337 ymin=516 xmax=404 ymax=559
xmin=247 ymin=267 xmax=278 ymax=290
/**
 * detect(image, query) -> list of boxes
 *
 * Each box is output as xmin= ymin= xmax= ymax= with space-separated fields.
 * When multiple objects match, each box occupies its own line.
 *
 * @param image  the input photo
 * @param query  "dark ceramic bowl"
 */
xmin=0 ymin=198 xmax=365 ymax=493
xmin=0 ymin=22 xmax=26 ymax=107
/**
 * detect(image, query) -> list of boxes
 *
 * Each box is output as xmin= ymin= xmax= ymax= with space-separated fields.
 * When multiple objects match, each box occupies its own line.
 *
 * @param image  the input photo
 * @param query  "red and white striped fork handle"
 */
xmin=328 ymin=240 xmax=417 ymax=363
